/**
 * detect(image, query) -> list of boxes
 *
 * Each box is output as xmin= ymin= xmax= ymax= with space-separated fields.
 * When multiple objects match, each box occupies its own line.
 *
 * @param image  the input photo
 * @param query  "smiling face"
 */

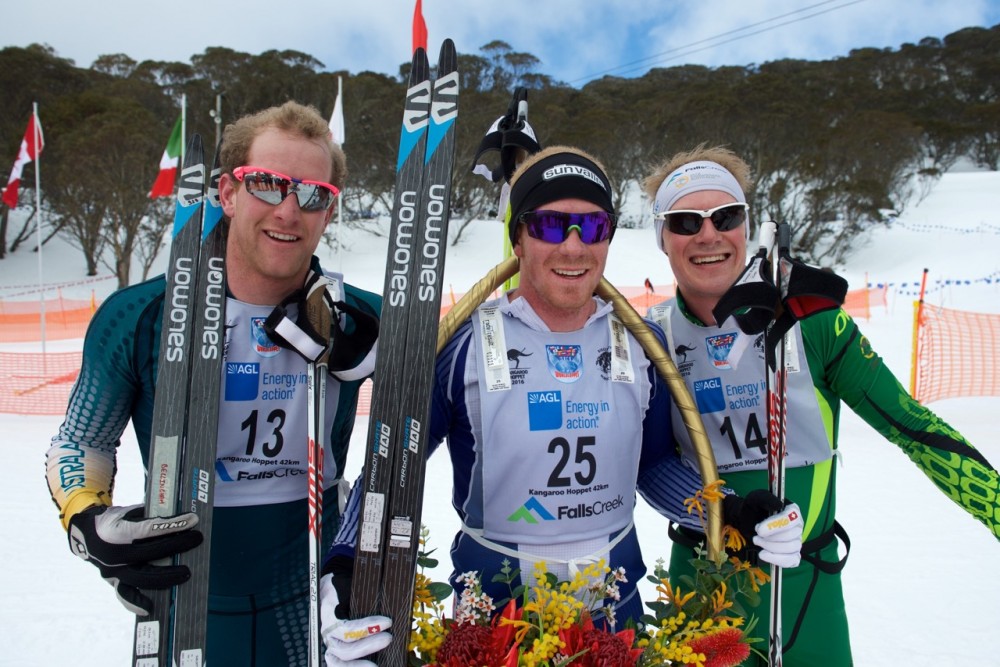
xmin=661 ymin=189 xmax=747 ymax=325
xmin=512 ymin=198 xmax=609 ymax=332
xmin=219 ymin=127 xmax=335 ymax=305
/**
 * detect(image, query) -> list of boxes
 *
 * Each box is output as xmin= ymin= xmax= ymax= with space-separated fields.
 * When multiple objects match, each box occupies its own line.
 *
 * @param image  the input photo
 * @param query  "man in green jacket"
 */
xmin=643 ymin=144 xmax=999 ymax=666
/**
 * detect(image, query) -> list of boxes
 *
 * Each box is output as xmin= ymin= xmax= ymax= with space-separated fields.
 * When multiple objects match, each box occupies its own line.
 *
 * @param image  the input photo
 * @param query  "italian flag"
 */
xmin=149 ymin=116 xmax=183 ymax=198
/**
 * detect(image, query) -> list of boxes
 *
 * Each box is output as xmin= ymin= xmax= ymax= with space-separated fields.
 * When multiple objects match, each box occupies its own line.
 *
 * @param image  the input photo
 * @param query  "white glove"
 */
xmin=753 ymin=502 xmax=804 ymax=568
xmin=723 ymin=490 xmax=804 ymax=569
xmin=320 ymin=573 xmax=393 ymax=667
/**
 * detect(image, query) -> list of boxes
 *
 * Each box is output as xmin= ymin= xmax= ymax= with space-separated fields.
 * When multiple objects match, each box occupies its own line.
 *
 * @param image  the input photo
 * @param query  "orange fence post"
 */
xmin=910 ymin=268 xmax=929 ymax=397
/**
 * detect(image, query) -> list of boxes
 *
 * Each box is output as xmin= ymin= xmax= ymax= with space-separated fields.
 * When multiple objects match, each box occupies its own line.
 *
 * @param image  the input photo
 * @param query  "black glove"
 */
xmin=320 ymin=555 xmax=393 ymax=666
xmin=67 ymin=504 xmax=203 ymax=615
xmin=723 ymin=490 xmax=803 ymax=568
xmin=322 ymin=554 xmax=356 ymax=618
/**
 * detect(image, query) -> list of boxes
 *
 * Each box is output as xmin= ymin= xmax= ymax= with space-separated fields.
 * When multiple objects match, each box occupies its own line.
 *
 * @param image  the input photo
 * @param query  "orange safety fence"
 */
xmin=843 ymin=284 xmax=888 ymax=320
xmin=0 ymin=350 xmax=363 ymax=418
xmin=0 ymin=352 xmax=81 ymax=415
xmin=0 ymin=281 xmax=888 ymax=416
xmin=913 ymin=303 xmax=1000 ymax=404
xmin=0 ymin=292 xmax=100 ymax=343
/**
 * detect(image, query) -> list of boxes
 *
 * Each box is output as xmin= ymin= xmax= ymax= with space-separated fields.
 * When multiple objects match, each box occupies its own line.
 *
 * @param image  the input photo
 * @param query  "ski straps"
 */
xmin=800 ymin=520 xmax=850 ymax=574
xmin=470 ymin=86 xmax=542 ymax=184
xmin=263 ymin=271 xmax=379 ymax=379
xmin=458 ymin=519 xmax=635 ymax=580
xmin=714 ymin=245 xmax=848 ymax=369
xmin=667 ymin=520 xmax=850 ymax=574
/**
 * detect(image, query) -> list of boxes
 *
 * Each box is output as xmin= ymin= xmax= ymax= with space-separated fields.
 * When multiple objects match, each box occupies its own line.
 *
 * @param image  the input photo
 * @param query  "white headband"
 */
xmin=652 ymin=160 xmax=750 ymax=252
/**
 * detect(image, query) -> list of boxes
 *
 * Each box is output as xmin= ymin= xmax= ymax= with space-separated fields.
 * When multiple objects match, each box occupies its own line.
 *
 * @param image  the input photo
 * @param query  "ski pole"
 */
xmin=304 ymin=280 xmax=333 ymax=667
xmin=765 ymin=222 xmax=791 ymax=667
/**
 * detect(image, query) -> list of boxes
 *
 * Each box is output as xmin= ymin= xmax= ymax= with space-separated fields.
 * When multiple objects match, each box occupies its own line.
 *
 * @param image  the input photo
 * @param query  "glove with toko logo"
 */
xmin=723 ymin=489 xmax=803 ymax=568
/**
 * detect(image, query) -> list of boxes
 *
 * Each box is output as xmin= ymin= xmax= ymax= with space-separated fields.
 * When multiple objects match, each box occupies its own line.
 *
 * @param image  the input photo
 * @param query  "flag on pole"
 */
xmin=329 ymin=77 xmax=346 ymax=146
xmin=149 ymin=115 xmax=183 ymax=198
xmin=412 ymin=0 xmax=428 ymax=54
xmin=2 ymin=112 xmax=45 ymax=209
xmin=644 ymin=278 xmax=655 ymax=293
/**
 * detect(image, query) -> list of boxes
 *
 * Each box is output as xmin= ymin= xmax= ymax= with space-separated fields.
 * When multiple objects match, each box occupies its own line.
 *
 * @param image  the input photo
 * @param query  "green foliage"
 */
xmin=2 ymin=25 xmax=998 ymax=273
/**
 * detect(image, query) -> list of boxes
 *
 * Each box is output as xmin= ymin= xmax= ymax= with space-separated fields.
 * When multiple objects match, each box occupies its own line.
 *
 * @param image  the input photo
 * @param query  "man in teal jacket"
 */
xmin=45 ymin=101 xmax=380 ymax=666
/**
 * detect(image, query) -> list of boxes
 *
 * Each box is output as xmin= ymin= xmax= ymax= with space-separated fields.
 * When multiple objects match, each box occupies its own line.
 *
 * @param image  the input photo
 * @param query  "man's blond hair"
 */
xmin=642 ymin=144 xmax=751 ymax=200
xmin=220 ymin=100 xmax=347 ymax=188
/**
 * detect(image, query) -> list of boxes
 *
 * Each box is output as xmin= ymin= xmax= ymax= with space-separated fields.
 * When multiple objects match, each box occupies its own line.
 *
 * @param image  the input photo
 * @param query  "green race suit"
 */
xmin=654 ymin=295 xmax=999 ymax=666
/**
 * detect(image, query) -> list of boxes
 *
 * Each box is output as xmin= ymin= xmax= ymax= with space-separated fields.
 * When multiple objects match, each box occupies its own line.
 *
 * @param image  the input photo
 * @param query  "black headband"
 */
xmin=507 ymin=152 xmax=615 ymax=245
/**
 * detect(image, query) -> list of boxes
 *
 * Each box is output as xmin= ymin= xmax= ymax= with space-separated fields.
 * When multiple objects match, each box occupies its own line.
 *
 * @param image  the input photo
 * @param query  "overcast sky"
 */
xmin=4 ymin=0 xmax=999 ymax=85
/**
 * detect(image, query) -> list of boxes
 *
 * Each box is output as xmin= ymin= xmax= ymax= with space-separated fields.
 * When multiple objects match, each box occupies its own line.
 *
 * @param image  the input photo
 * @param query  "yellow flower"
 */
xmin=722 ymin=525 xmax=746 ymax=552
xmin=656 ymin=579 xmax=696 ymax=608
xmin=710 ymin=582 xmax=734 ymax=615
xmin=683 ymin=479 xmax=727 ymax=523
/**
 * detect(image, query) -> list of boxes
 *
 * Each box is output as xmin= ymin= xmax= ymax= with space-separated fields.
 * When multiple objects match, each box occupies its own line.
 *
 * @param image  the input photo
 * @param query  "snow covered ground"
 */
xmin=2 ymin=168 xmax=998 ymax=665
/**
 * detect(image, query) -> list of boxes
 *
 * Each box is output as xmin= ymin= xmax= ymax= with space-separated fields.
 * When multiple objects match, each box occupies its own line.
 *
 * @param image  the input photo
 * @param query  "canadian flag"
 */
xmin=2 ymin=112 xmax=44 ymax=209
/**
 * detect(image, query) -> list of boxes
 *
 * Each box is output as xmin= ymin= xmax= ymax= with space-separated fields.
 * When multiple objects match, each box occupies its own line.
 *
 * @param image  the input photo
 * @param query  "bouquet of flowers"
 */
xmin=408 ymin=481 xmax=769 ymax=667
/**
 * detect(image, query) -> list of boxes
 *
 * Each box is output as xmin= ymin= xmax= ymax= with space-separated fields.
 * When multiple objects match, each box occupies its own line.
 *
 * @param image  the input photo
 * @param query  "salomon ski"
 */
xmin=169 ymin=145 xmax=227 ymax=667
xmin=349 ymin=41 xmax=460 ymax=666
xmin=133 ymin=135 xmax=207 ymax=666
xmin=377 ymin=39 xmax=459 ymax=665
xmin=349 ymin=46 xmax=433 ymax=619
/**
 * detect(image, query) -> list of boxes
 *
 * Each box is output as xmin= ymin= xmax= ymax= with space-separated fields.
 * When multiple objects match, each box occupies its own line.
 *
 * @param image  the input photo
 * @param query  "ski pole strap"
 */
xmin=712 ymin=251 xmax=779 ymax=335
xmin=778 ymin=255 xmax=849 ymax=319
xmin=265 ymin=303 xmax=327 ymax=362
xmin=327 ymin=299 xmax=379 ymax=376
xmin=765 ymin=310 xmax=798 ymax=371
xmin=800 ymin=520 xmax=850 ymax=575
xmin=263 ymin=275 xmax=379 ymax=374
xmin=459 ymin=520 xmax=633 ymax=579
xmin=264 ymin=272 xmax=337 ymax=362
xmin=668 ymin=520 xmax=850 ymax=574
xmin=470 ymin=86 xmax=542 ymax=184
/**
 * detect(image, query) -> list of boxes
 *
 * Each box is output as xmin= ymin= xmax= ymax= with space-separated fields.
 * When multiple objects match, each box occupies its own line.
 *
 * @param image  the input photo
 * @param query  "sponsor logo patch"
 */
xmin=693 ymin=377 xmax=725 ymax=413
xmin=527 ymin=390 xmax=562 ymax=431
xmin=507 ymin=497 xmax=556 ymax=523
xmin=225 ymin=362 xmax=260 ymax=401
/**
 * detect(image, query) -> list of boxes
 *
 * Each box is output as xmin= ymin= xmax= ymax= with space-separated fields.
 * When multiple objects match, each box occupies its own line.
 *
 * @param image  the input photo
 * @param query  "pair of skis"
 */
xmin=715 ymin=221 xmax=846 ymax=667
xmin=134 ymin=135 xmax=226 ymax=667
xmin=350 ymin=39 xmax=460 ymax=665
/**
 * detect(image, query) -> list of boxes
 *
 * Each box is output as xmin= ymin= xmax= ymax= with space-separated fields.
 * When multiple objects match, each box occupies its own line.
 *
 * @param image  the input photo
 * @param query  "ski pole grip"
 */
xmin=756 ymin=221 xmax=777 ymax=256
xmin=304 ymin=282 xmax=333 ymax=367
xmin=777 ymin=222 xmax=791 ymax=255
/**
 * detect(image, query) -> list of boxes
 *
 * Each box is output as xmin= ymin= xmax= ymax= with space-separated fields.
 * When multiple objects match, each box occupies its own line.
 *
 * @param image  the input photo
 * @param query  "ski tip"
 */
xmin=437 ymin=39 xmax=457 ymax=68
xmin=410 ymin=48 xmax=430 ymax=84
xmin=183 ymin=133 xmax=204 ymax=168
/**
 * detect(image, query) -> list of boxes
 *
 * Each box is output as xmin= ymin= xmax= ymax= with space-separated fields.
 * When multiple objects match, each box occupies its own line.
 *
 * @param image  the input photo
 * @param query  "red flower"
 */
xmin=434 ymin=599 xmax=520 ymax=667
xmin=557 ymin=612 xmax=643 ymax=666
xmin=686 ymin=628 xmax=750 ymax=667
